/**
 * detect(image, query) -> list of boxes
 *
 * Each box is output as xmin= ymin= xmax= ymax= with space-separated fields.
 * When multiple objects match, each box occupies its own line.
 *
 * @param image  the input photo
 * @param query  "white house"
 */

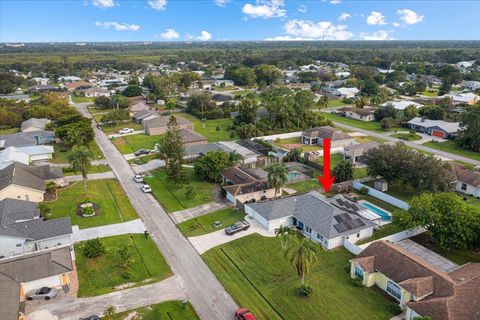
xmin=381 ymin=100 xmax=423 ymax=111
xmin=0 ymin=145 xmax=54 ymax=168
xmin=32 ymin=77 xmax=49 ymax=85
xmin=245 ymin=191 xmax=375 ymax=249
xmin=451 ymin=165 xmax=480 ymax=197
xmin=79 ymin=87 xmax=110 ymax=98
xmin=461 ymin=80 xmax=480 ymax=91
xmin=339 ymin=107 xmax=375 ymax=122
xmin=407 ymin=117 xmax=461 ymax=139
xmin=58 ymin=76 xmax=82 ymax=82
xmin=330 ymin=87 xmax=360 ymax=99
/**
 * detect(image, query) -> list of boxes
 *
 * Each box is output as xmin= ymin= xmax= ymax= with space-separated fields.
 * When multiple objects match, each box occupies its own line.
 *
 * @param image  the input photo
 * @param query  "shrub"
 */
xmin=352 ymin=278 xmax=364 ymax=287
xmin=298 ymin=284 xmax=313 ymax=296
xmin=82 ymin=238 xmax=106 ymax=258
xmin=359 ymin=186 xmax=369 ymax=195
xmin=387 ymin=303 xmax=402 ymax=315
xmin=185 ymin=185 xmax=196 ymax=200
xmin=216 ymin=125 xmax=220 ymax=132
xmin=46 ymin=181 xmax=57 ymax=193
xmin=38 ymin=203 xmax=51 ymax=219
xmin=82 ymin=206 xmax=94 ymax=215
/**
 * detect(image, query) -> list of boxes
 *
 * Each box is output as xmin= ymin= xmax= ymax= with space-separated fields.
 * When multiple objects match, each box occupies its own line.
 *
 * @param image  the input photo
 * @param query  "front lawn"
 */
xmin=203 ymin=234 xmax=397 ymax=320
xmin=46 ymin=179 xmax=138 ymax=229
xmin=108 ymin=301 xmax=199 ymax=320
xmin=71 ymin=95 xmax=94 ymax=103
xmin=178 ymin=208 xmax=244 ymax=237
xmin=423 ymin=141 xmax=480 ymax=161
xmin=101 ymin=121 xmax=143 ymax=134
xmin=176 ymin=112 xmax=236 ymax=142
xmin=274 ymin=137 xmax=320 ymax=152
xmin=52 ymin=142 xmax=104 ymax=163
xmin=144 ymin=168 xmax=215 ymax=212
xmin=75 ymin=234 xmax=172 ymax=297
xmin=411 ymin=232 xmax=480 ymax=265
xmin=328 ymin=99 xmax=348 ymax=108
xmin=112 ymin=134 xmax=160 ymax=154
xmin=391 ymin=132 xmax=423 ymax=141
xmin=321 ymin=112 xmax=398 ymax=133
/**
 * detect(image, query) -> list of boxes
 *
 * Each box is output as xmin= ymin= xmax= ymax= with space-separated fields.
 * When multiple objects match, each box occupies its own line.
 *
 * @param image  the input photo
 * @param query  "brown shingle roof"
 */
xmin=144 ymin=115 xmax=192 ymax=129
xmin=180 ymin=129 xmax=207 ymax=144
xmin=302 ymin=126 xmax=352 ymax=141
xmin=221 ymin=167 xmax=256 ymax=185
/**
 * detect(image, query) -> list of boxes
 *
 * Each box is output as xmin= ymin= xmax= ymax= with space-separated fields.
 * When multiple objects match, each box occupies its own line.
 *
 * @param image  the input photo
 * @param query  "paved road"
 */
xmin=170 ymin=201 xmax=232 ymax=224
xmin=332 ymin=121 xmax=480 ymax=166
xmin=26 ymin=276 xmax=185 ymax=320
xmin=75 ymin=103 xmax=238 ymax=320
xmin=71 ymin=219 xmax=146 ymax=243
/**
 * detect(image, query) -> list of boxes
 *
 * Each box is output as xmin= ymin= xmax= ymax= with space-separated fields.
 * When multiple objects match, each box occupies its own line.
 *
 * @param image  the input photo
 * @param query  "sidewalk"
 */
xmin=65 ymin=171 xmax=115 ymax=182
xmin=108 ymin=130 xmax=145 ymax=139
xmin=131 ymin=159 xmax=165 ymax=174
xmin=170 ymin=201 xmax=231 ymax=224
xmin=71 ymin=219 xmax=146 ymax=243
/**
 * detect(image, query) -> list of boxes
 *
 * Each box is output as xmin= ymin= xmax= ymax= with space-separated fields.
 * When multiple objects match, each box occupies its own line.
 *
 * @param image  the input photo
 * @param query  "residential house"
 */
xmin=28 ymin=85 xmax=61 ymax=94
xmin=329 ymin=87 xmax=360 ymax=99
xmin=338 ymin=107 xmax=376 ymax=122
xmin=381 ymin=100 xmax=423 ymax=111
xmin=343 ymin=141 xmax=380 ymax=164
xmin=236 ymin=139 xmax=273 ymax=167
xmin=0 ymin=131 xmax=55 ymax=150
xmin=0 ymin=198 xmax=72 ymax=258
xmin=0 ymin=146 xmax=54 ymax=168
xmin=350 ymin=240 xmax=480 ymax=320
xmin=335 ymin=71 xmax=351 ymax=78
xmin=245 ymin=191 xmax=375 ymax=249
xmin=179 ymin=129 xmax=207 ymax=147
xmin=58 ymin=75 xmax=82 ymax=82
xmin=211 ymin=93 xmax=233 ymax=105
xmin=31 ymin=77 xmax=49 ymax=86
xmin=301 ymin=126 xmax=355 ymax=148
xmin=0 ymin=163 xmax=64 ymax=202
xmin=78 ymin=87 xmax=110 ymax=98
xmin=444 ymin=92 xmax=479 ymax=106
xmin=184 ymin=143 xmax=224 ymax=160
xmin=214 ymin=79 xmax=234 ymax=87
xmin=132 ymin=110 xmax=158 ymax=123
xmin=64 ymin=81 xmax=93 ymax=92
xmin=0 ymin=247 xmax=74 ymax=320
xmin=0 ymin=94 xmax=31 ymax=103
xmin=455 ymin=61 xmax=475 ymax=73
xmin=450 ymin=164 xmax=480 ymax=197
xmin=407 ymin=117 xmax=461 ymax=139
xmin=420 ymin=75 xmax=443 ymax=86
xmin=143 ymin=115 xmax=193 ymax=136
xmin=200 ymin=80 xmax=214 ymax=90
xmin=230 ymin=108 xmax=269 ymax=121
xmin=222 ymin=166 xmax=277 ymax=205
xmin=286 ymin=83 xmax=311 ymax=91
xmin=20 ymin=118 xmax=51 ymax=133
xmin=461 ymin=80 xmax=480 ymax=91
xmin=130 ymin=101 xmax=150 ymax=113
xmin=217 ymin=141 xmax=260 ymax=166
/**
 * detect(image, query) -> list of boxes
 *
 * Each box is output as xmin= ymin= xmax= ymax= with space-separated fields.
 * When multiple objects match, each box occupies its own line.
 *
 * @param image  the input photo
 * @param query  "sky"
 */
xmin=1 ymin=0 xmax=479 ymax=42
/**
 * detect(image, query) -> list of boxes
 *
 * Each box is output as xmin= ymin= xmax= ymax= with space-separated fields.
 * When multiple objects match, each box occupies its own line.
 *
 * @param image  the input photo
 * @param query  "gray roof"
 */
xmin=408 ymin=117 xmax=461 ymax=134
xmin=21 ymin=118 xmax=51 ymax=132
xmin=302 ymin=126 xmax=352 ymax=141
xmin=0 ymin=198 xmax=40 ymax=227
xmin=144 ymin=115 xmax=192 ymax=129
xmin=185 ymin=143 xmax=224 ymax=156
xmin=180 ymin=129 xmax=207 ymax=143
xmin=3 ymin=218 xmax=72 ymax=240
xmin=0 ymin=131 xmax=54 ymax=149
xmin=246 ymin=191 xmax=375 ymax=239
xmin=0 ymin=163 xmax=63 ymax=192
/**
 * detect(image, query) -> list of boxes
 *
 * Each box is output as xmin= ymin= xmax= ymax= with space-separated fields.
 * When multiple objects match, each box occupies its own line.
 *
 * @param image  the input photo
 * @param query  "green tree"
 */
xmin=193 ymin=150 xmax=235 ymax=182
xmin=283 ymin=148 xmax=303 ymax=163
xmin=395 ymin=193 xmax=480 ymax=250
xmin=403 ymin=104 xmax=418 ymax=121
xmin=265 ymin=163 xmax=288 ymax=196
xmin=380 ymin=117 xmax=395 ymax=131
xmin=225 ymin=65 xmax=256 ymax=86
xmin=318 ymin=95 xmax=329 ymax=110
xmin=438 ymin=79 xmax=452 ymax=96
xmin=184 ymin=185 xmax=196 ymax=200
xmin=275 ymin=225 xmax=295 ymax=250
xmin=122 ymin=85 xmax=143 ymax=97
xmin=419 ymin=105 xmax=445 ymax=120
xmin=158 ymin=116 xmax=187 ymax=184
xmin=284 ymin=237 xmax=319 ymax=286
xmin=234 ymin=98 xmax=258 ymax=125
xmin=94 ymin=96 xmax=111 ymax=109
xmin=103 ymin=305 xmax=116 ymax=320
xmin=374 ymin=104 xmax=397 ymax=121
xmin=332 ymin=160 xmax=354 ymax=183
xmin=82 ymin=238 xmax=106 ymax=258
xmin=68 ymin=146 xmax=93 ymax=191
xmin=457 ymin=108 xmax=480 ymax=152
xmin=115 ymin=245 xmax=135 ymax=278
xmin=255 ymin=64 xmax=282 ymax=86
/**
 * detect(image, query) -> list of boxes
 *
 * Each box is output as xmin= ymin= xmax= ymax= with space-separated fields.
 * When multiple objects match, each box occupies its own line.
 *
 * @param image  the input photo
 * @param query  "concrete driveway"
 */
xmin=395 ymin=239 xmax=459 ymax=272
xmin=71 ymin=219 xmax=146 ymax=243
xmin=108 ymin=130 xmax=145 ymax=139
xmin=26 ymin=276 xmax=185 ymax=320
xmin=171 ymin=201 xmax=232 ymax=224
xmin=188 ymin=216 xmax=274 ymax=254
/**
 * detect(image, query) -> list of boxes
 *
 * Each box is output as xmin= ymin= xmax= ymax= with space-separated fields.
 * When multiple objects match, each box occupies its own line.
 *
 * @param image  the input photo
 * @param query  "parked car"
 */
xmin=134 ymin=149 xmax=151 ymax=156
xmin=225 ymin=221 xmax=250 ymax=235
xmin=26 ymin=287 xmax=57 ymax=300
xmin=133 ymin=174 xmax=144 ymax=183
xmin=141 ymin=184 xmax=152 ymax=193
xmin=118 ymin=128 xmax=134 ymax=134
xmin=235 ymin=308 xmax=256 ymax=320
xmin=79 ymin=316 xmax=100 ymax=320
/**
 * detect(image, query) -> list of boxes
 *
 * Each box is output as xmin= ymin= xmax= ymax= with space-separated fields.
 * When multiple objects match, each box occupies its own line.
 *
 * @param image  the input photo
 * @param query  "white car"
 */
xmin=133 ymin=175 xmax=144 ymax=183
xmin=118 ymin=128 xmax=134 ymax=134
xmin=141 ymin=184 xmax=152 ymax=193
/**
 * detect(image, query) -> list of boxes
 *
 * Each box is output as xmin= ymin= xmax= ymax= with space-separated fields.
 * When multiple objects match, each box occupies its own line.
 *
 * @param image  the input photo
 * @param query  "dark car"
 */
xmin=225 ymin=221 xmax=250 ymax=235
xmin=79 ymin=316 xmax=100 ymax=320
xmin=235 ymin=308 xmax=256 ymax=320
xmin=134 ymin=149 xmax=151 ymax=156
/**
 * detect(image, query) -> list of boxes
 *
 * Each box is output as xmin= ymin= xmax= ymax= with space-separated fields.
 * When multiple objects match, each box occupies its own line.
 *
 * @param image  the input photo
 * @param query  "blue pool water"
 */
xmin=361 ymin=202 xmax=391 ymax=221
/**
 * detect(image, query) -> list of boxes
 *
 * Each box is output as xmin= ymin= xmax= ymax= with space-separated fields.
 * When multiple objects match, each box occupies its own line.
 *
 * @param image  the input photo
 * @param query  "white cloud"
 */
xmin=242 ymin=0 xmax=286 ymax=19
xmin=366 ymin=11 xmax=386 ymax=25
xmin=298 ymin=4 xmax=307 ymax=13
xmin=392 ymin=22 xmax=400 ymax=27
xmin=148 ymin=0 xmax=167 ymax=11
xmin=330 ymin=0 xmax=341 ymax=4
xmin=95 ymin=21 xmax=140 ymax=31
xmin=196 ymin=30 xmax=212 ymax=41
xmin=156 ymin=28 xmax=179 ymax=39
xmin=282 ymin=19 xmax=353 ymax=40
xmin=92 ymin=0 xmax=115 ymax=8
xmin=214 ymin=0 xmax=230 ymax=6
xmin=360 ymin=30 xmax=391 ymax=40
xmin=397 ymin=9 xmax=424 ymax=25
xmin=338 ymin=12 xmax=351 ymax=21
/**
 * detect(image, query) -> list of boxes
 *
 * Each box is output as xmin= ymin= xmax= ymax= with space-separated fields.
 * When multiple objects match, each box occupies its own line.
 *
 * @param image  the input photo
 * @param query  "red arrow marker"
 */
xmin=317 ymin=138 xmax=336 ymax=192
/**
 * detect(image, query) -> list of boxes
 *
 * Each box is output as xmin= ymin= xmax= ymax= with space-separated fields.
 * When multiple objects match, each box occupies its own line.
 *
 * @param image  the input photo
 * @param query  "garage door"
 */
xmin=431 ymin=130 xmax=445 ymax=138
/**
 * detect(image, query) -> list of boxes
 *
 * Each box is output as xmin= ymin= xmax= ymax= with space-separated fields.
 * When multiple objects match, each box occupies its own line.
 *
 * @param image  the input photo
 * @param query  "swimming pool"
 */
xmin=360 ymin=202 xmax=391 ymax=221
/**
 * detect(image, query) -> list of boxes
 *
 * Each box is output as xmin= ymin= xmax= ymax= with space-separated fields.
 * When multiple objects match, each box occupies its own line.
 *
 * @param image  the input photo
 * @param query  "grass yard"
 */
xmin=411 ymin=232 xmax=480 ymax=265
xmin=354 ymin=135 xmax=387 ymax=143
xmin=75 ymin=234 xmax=172 ymax=297
xmin=274 ymin=137 xmax=321 ymax=152
xmin=176 ymin=112 xmax=236 ymax=142
xmin=112 ymin=134 xmax=160 ymax=154
xmin=321 ymin=112 xmax=399 ymax=133
xmin=46 ymin=179 xmax=138 ymax=229
xmin=423 ymin=141 xmax=480 ymax=161
xmin=203 ymin=234 xmax=397 ymax=320
xmin=127 ymin=154 xmax=159 ymax=165
xmin=52 ymin=142 xmax=104 ymax=163
xmin=287 ymin=179 xmax=321 ymax=193
xmin=101 ymin=121 xmax=143 ymax=134
xmin=420 ymin=90 xmax=439 ymax=97
xmin=328 ymin=99 xmax=348 ymax=108
xmin=62 ymin=164 xmax=111 ymax=176
xmin=391 ymin=132 xmax=423 ymax=141
xmin=357 ymin=223 xmax=401 ymax=245
xmin=353 ymin=167 xmax=369 ymax=179
xmin=71 ymin=95 xmax=94 ymax=103
xmin=107 ymin=301 xmax=199 ymax=320
xmin=0 ymin=127 xmax=19 ymax=135
xmin=144 ymin=168 xmax=214 ymax=212
xmin=178 ymin=208 xmax=244 ymax=237
xmin=365 ymin=180 xmax=420 ymax=202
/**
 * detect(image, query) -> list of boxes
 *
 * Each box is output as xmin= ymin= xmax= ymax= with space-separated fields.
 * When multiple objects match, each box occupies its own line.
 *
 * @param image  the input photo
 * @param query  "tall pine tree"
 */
xmin=159 ymin=116 xmax=187 ymax=184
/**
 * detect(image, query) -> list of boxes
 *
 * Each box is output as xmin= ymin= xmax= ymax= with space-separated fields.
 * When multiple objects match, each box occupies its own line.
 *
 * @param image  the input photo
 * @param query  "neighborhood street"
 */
xmin=74 ymin=102 xmax=238 ymax=320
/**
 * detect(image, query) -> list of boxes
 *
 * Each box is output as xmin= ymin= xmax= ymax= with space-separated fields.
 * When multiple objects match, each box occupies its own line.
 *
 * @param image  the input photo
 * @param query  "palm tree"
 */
xmin=265 ymin=163 xmax=288 ymax=197
xmin=284 ymin=237 xmax=319 ymax=285
xmin=116 ymin=245 xmax=135 ymax=278
xmin=103 ymin=305 xmax=116 ymax=320
xmin=68 ymin=146 xmax=93 ymax=191
xmin=318 ymin=95 xmax=329 ymax=110
xmin=275 ymin=225 xmax=295 ymax=249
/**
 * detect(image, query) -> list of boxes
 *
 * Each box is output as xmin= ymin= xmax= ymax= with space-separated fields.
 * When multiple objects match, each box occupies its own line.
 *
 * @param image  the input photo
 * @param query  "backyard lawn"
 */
xmin=390 ymin=132 xmax=423 ymax=141
xmin=75 ymin=234 xmax=172 ymax=297
xmin=46 ymin=179 xmax=138 ymax=229
xmin=53 ymin=142 xmax=104 ymax=163
xmin=287 ymin=179 xmax=321 ymax=194
xmin=112 ymin=134 xmax=160 ymax=154
xmin=101 ymin=121 xmax=143 ymax=134
xmin=365 ymin=180 xmax=420 ymax=202
xmin=176 ymin=112 xmax=236 ymax=142
xmin=0 ymin=127 xmax=19 ymax=135
xmin=178 ymin=208 xmax=244 ymax=237
xmin=274 ymin=137 xmax=321 ymax=152
xmin=144 ymin=168 xmax=215 ymax=212
xmin=203 ymin=234 xmax=397 ymax=320
xmin=423 ymin=141 xmax=480 ymax=161
xmin=108 ymin=301 xmax=199 ymax=320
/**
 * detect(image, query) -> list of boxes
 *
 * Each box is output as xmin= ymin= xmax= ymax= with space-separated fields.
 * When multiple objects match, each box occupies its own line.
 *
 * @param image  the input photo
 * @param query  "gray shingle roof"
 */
xmin=0 ymin=163 xmax=46 ymax=192
xmin=302 ymin=126 xmax=352 ymax=141
xmin=0 ymin=198 xmax=40 ymax=227
xmin=20 ymin=118 xmax=50 ymax=132
xmin=6 ymin=218 xmax=72 ymax=240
